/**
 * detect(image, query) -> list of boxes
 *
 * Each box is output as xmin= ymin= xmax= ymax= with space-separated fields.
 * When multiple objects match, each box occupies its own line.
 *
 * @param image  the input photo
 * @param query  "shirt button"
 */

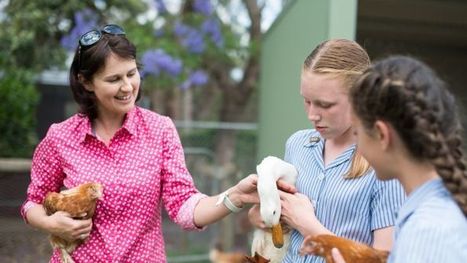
xmin=318 ymin=173 xmax=325 ymax=180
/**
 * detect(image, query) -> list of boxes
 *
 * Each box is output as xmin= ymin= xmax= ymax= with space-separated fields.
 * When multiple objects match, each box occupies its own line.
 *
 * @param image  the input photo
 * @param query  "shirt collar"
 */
xmin=302 ymin=129 xmax=356 ymax=170
xmin=77 ymin=114 xmax=93 ymax=143
xmin=121 ymin=106 xmax=138 ymax=136
xmin=78 ymin=107 xmax=139 ymax=143
xmin=396 ymin=178 xmax=445 ymax=227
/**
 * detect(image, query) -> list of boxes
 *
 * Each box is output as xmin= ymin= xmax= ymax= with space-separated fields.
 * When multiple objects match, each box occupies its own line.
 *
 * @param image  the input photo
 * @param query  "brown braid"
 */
xmin=350 ymin=56 xmax=467 ymax=215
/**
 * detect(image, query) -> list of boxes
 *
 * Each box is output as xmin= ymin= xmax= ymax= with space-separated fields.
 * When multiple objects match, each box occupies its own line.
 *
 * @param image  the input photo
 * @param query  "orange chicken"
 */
xmin=245 ymin=252 xmax=271 ymax=263
xmin=209 ymin=247 xmax=270 ymax=263
xmin=43 ymin=182 xmax=103 ymax=263
xmin=300 ymin=234 xmax=389 ymax=263
xmin=209 ymin=246 xmax=246 ymax=263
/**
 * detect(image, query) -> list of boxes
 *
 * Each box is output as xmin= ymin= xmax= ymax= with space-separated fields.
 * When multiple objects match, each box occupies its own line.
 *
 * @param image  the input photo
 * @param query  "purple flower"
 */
xmin=60 ymin=9 xmax=98 ymax=51
xmin=154 ymin=28 xmax=165 ymax=38
xmin=202 ymin=18 xmax=224 ymax=48
xmin=174 ymin=21 xmax=191 ymax=37
xmin=141 ymin=49 xmax=183 ymax=78
xmin=173 ymin=21 xmax=205 ymax=54
xmin=154 ymin=0 xmax=167 ymax=14
xmin=189 ymin=70 xmax=208 ymax=85
xmin=60 ymin=29 xmax=80 ymax=51
xmin=180 ymin=70 xmax=209 ymax=90
xmin=182 ymin=30 xmax=205 ymax=54
xmin=74 ymin=9 xmax=97 ymax=28
xmin=193 ymin=0 xmax=213 ymax=16
xmin=141 ymin=50 xmax=162 ymax=77
xmin=163 ymin=57 xmax=183 ymax=77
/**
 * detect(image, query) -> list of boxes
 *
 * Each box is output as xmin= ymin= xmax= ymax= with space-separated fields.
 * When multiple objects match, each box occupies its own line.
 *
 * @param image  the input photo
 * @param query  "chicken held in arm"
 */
xmin=43 ymin=182 xmax=103 ymax=263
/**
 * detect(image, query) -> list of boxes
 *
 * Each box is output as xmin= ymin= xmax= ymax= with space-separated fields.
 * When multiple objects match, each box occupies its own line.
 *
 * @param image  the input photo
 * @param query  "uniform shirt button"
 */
xmin=318 ymin=173 xmax=325 ymax=180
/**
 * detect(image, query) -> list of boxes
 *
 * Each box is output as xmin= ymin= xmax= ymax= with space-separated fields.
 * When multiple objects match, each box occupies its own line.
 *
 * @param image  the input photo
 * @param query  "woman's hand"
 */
xmin=230 ymin=174 xmax=260 ymax=207
xmin=26 ymin=204 xmax=93 ymax=241
xmin=48 ymin=211 xmax=93 ymax=241
xmin=248 ymin=204 xmax=267 ymax=230
xmin=231 ymin=174 xmax=298 ymax=207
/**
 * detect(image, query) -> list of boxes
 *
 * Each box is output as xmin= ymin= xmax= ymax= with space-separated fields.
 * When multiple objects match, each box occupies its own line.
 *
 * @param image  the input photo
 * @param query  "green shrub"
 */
xmin=0 ymin=69 xmax=39 ymax=157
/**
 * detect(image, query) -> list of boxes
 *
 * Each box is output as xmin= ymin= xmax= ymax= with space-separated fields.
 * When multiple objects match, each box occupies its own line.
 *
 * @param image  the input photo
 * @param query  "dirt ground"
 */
xmin=0 ymin=216 xmax=51 ymax=263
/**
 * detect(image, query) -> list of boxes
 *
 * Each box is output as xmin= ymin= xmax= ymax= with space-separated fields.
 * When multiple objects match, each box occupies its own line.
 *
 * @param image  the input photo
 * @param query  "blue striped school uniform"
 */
xmin=282 ymin=129 xmax=405 ymax=263
xmin=389 ymin=178 xmax=467 ymax=262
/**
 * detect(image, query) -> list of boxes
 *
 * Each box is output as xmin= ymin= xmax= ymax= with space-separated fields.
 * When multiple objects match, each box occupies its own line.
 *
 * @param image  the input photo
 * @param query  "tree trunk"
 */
xmin=149 ymin=87 xmax=181 ymax=120
xmin=212 ymin=0 xmax=262 ymax=251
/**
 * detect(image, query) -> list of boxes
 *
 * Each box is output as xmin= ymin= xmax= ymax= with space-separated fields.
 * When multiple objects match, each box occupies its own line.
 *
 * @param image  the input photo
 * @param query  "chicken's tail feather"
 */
xmin=49 ymin=235 xmax=78 ymax=263
xmin=59 ymin=248 xmax=75 ymax=263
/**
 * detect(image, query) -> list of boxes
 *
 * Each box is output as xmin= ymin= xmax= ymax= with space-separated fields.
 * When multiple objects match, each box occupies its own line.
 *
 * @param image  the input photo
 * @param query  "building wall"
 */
xmin=357 ymin=0 xmax=467 ymax=143
xmin=36 ymin=84 xmax=74 ymax=140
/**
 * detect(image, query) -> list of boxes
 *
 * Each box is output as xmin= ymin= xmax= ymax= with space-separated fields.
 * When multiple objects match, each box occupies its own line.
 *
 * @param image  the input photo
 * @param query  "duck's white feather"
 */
xmin=251 ymin=156 xmax=298 ymax=263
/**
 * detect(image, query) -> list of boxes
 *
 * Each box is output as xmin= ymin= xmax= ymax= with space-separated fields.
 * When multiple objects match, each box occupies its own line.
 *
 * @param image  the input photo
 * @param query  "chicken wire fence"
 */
xmin=165 ymin=121 xmax=258 ymax=262
xmin=0 ymin=121 xmax=258 ymax=263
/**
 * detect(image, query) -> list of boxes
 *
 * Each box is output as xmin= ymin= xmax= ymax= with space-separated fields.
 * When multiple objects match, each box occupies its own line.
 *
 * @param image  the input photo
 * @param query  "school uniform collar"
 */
xmin=395 ymin=178 xmax=445 ymax=228
xmin=303 ymin=129 xmax=356 ymax=170
xmin=326 ymin=146 xmax=356 ymax=170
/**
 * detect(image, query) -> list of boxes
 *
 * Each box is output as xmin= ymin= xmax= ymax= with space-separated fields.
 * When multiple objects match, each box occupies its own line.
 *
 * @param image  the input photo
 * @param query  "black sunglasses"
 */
xmin=78 ymin=24 xmax=126 ymax=68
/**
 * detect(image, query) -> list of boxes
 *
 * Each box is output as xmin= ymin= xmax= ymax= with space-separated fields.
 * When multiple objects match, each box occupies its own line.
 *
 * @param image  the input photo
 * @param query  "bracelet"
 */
xmin=215 ymin=190 xmax=243 ymax=213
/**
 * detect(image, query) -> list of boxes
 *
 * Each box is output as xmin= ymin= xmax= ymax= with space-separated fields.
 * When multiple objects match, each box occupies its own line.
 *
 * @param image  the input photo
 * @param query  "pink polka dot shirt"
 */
xmin=21 ymin=106 xmax=207 ymax=262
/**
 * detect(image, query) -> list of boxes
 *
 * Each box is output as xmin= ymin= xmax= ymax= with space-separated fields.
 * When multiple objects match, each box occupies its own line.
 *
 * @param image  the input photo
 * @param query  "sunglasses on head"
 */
xmin=79 ymin=24 xmax=125 ymax=47
xmin=77 ymin=24 xmax=126 ymax=68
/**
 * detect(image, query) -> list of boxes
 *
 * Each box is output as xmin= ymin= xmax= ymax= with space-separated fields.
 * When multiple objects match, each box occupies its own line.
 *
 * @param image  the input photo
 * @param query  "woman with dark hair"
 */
xmin=330 ymin=55 xmax=467 ymax=262
xmin=20 ymin=24 xmax=280 ymax=262
xmin=249 ymin=39 xmax=405 ymax=262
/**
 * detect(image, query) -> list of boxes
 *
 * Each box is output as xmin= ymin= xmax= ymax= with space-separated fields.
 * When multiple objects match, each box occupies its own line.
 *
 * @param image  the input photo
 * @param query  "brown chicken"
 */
xmin=300 ymin=234 xmax=389 ymax=263
xmin=245 ymin=252 xmax=271 ymax=263
xmin=43 ymin=182 xmax=103 ymax=263
xmin=209 ymin=243 xmax=249 ymax=263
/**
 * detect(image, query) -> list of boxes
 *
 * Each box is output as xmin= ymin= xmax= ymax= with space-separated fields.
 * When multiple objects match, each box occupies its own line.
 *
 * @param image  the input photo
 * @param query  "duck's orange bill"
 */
xmin=271 ymin=224 xmax=284 ymax=248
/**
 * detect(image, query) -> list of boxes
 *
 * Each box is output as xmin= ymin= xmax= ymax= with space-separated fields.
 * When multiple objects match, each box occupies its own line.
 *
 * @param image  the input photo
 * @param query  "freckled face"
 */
xmin=84 ymin=52 xmax=140 ymax=120
xmin=300 ymin=71 xmax=352 ymax=140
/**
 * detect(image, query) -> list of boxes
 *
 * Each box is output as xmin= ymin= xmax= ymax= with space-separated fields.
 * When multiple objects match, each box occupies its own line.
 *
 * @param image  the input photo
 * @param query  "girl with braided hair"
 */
xmin=337 ymin=55 xmax=467 ymax=262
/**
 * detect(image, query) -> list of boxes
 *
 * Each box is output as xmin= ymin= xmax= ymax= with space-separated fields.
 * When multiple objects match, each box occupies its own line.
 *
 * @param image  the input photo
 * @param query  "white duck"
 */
xmin=251 ymin=156 xmax=298 ymax=263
